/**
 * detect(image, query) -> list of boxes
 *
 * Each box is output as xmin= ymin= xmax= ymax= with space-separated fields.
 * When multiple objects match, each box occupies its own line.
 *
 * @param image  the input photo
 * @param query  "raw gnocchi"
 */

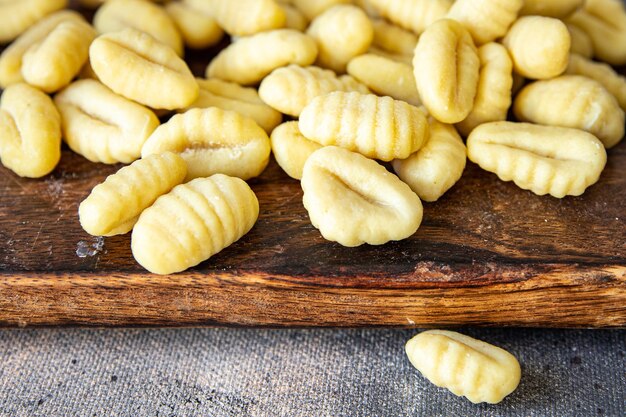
xmin=467 ymin=122 xmax=607 ymax=198
xmin=54 ymin=79 xmax=160 ymax=164
xmin=270 ymin=121 xmax=322 ymax=180
xmin=566 ymin=54 xmax=626 ymax=112
xmin=79 ymin=152 xmax=187 ymax=236
xmin=141 ymin=107 xmax=271 ymax=181
xmin=406 ymin=330 xmax=521 ymax=404
xmin=0 ymin=0 xmax=67 ymax=44
xmin=299 ymin=91 xmax=429 ymax=161
xmin=370 ymin=18 xmax=418 ymax=57
xmin=89 ymin=28 xmax=198 ymax=110
xmin=164 ymin=1 xmax=224 ymax=50
xmin=367 ymin=0 xmax=453 ymax=35
xmin=131 ymin=174 xmax=259 ymax=275
xmin=519 ymin=0 xmax=584 ymax=18
xmin=301 ymin=146 xmax=423 ymax=246
xmin=446 ymin=0 xmax=523 ymax=45
xmin=186 ymin=0 xmax=285 ymax=36
xmin=0 ymin=83 xmax=61 ymax=178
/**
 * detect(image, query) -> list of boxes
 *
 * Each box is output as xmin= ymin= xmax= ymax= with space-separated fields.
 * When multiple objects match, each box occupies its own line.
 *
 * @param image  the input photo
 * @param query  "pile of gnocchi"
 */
xmin=0 ymin=0 xmax=625 ymax=276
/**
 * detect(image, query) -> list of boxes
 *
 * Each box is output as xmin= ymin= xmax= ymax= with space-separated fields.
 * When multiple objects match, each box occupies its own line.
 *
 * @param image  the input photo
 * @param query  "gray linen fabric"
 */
xmin=0 ymin=328 xmax=624 ymax=417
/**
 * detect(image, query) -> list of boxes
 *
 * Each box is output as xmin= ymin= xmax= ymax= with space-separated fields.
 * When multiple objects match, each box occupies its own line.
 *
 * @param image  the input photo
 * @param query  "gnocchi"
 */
xmin=566 ymin=23 xmax=593 ymax=59
xmin=0 ymin=0 xmax=67 ymax=44
xmin=301 ymin=146 xmax=423 ymax=247
xmin=206 ymin=29 xmax=318 ymax=86
xmin=502 ymin=16 xmax=571 ymax=80
xmin=405 ymin=330 xmax=521 ymax=404
xmin=186 ymin=0 xmax=285 ymax=36
xmin=94 ymin=0 xmax=184 ymax=56
xmin=519 ymin=0 xmax=584 ymax=18
xmin=258 ymin=65 xmax=369 ymax=117
xmin=0 ymin=83 xmax=61 ymax=178
xmin=307 ymin=5 xmax=373 ymax=73
xmin=299 ymin=91 xmax=429 ymax=161
xmin=141 ymin=107 xmax=271 ymax=181
xmin=446 ymin=0 xmax=523 ymax=45
xmin=187 ymin=78 xmax=282 ymax=134
xmin=131 ymin=174 xmax=259 ymax=275
xmin=514 ymin=75 xmax=625 ymax=149
xmin=270 ymin=121 xmax=322 ymax=180
xmin=347 ymin=54 xmax=420 ymax=106
xmin=370 ymin=18 xmax=418 ymax=57
xmin=566 ymin=53 xmax=626 ymax=112
xmin=467 ymin=121 xmax=607 ymax=198
xmin=366 ymin=0 xmax=453 ymax=35
xmin=290 ymin=0 xmax=351 ymax=21
xmin=164 ymin=1 xmax=224 ymax=50
xmin=413 ymin=19 xmax=479 ymax=124
xmin=393 ymin=118 xmax=466 ymax=202
xmin=79 ymin=152 xmax=187 ymax=236
xmin=89 ymin=28 xmax=198 ymax=110
xmin=54 ymin=79 xmax=160 ymax=164
xmin=456 ymin=42 xmax=513 ymax=137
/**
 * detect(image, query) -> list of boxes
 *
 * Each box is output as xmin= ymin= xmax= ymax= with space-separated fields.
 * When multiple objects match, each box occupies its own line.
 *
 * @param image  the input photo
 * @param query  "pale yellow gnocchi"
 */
xmin=258 ymin=65 xmax=369 ymax=117
xmin=393 ymin=118 xmax=466 ymax=202
xmin=131 ymin=174 xmax=259 ymax=275
xmin=413 ymin=19 xmax=480 ymax=124
xmin=519 ymin=0 xmax=584 ymax=18
xmin=367 ymin=0 xmax=453 ymax=35
xmin=299 ymin=91 xmax=429 ymax=161
xmin=0 ymin=83 xmax=61 ymax=178
xmin=446 ymin=0 xmax=523 ymax=45
xmin=187 ymin=0 xmax=285 ymax=36
xmin=54 ymin=79 xmax=160 ymax=164
xmin=467 ymin=122 xmax=607 ymax=198
xmin=370 ymin=18 xmax=418 ymax=57
xmin=165 ymin=1 xmax=224 ymax=50
xmin=206 ymin=29 xmax=318 ymax=86
xmin=79 ymin=152 xmax=187 ymax=237
xmin=301 ymin=146 xmax=423 ymax=247
xmin=270 ymin=121 xmax=322 ymax=180
xmin=347 ymin=54 xmax=420 ymax=106
xmin=514 ymin=75 xmax=625 ymax=149
xmin=290 ymin=0 xmax=351 ymax=20
xmin=566 ymin=0 xmax=626 ymax=66
xmin=406 ymin=330 xmax=521 ymax=404
xmin=502 ymin=16 xmax=571 ymax=80
xmin=456 ymin=42 xmax=513 ymax=137
xmin=0 ymin=10 xmax=85 ymax=88
xmin=566 ymin=23 xmax=594 ymax=58
xmin=89 ymin=28 xmax=198 ymax=110
xmin=94 ymin=0 xmax=184 ymax=56
xmin=566 ymin=53 xmax=626 ymax=112
xmin=186 ymin=78 xmax=282 ymax=134
xmin=0 ymin=0 xmax=67 ymax=44
xmin=277 ymin=1 xmax=309 ymax=31
xmin=141 ymin=107 xmax=271 ymax=181
xmin=307 ymin=5 xmax=374 ymax=73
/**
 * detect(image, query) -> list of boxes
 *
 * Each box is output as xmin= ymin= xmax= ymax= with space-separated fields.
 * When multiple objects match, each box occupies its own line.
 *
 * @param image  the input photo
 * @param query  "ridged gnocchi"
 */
xmin=456 ymin=42 xmax=513 ymax=137
xmin=21 ymin=18 xmax=96 ymax=93
xmin=413 ymin=19 xmax=479 ymax=124
xmin=347 ymin=54 xmax=420 ymax=106
xmin=0 ymin=0 xmax=67 ymax=44
xmin=54 ymin=79 xmax=160 ymax=164
xmin=519 ymin=0 xmax=584 ymax=18
xmin=299 ymin=91 xmax=429 ymax=161
xmin=502 ymin=16 xmax=571 ymax=80
xmin=270 ymin=121 xmax=322 ymax=180
xmin=89 ymin=28 xmax=198 ymax=110
xmin=446 ymin=0 xmax=523 ymax=45
xmin=393 ymin=118 xmax=466 ymax=202
xmin=307 ymin=5 xmax=373 ymax=73
xmin=514 ymin=75 xmax=625 ymax=149
xmin=258 ymin=65 xmax=369 ymax=117
xmin=406 ymin=330 xmax=521 ymax=404
xmin=79 ymin=152 xmax=187 ymax=236
xmin=367 ymin=0 xmax=453 ymax=35
xmin=131 ymin=174 xmax=259 ymax=275
xmin=370 ymin=18 xmax=418 ymax=56
xmin=0 ymin=83 xmax=61 ymax=178
xmin=186 ymin=0 xmax=285 ymax=36
xmin=0 ymin=10 xmax=85 ymax=88
xmin=187 ymin=78 xmax=282 ymax=134
xmin=141 ymin=107 xmax=271 ymax=181
xmin=566 ymin=0 xmax=626 ymax=66
xmin=566 ymin=54 xmax=626 ymax=112
xmin=467 ymin=122 xmax=607 ymax=198
xmin=94 ymin=0 xmax=183 ymax=56
xmin=301 ymin=146 xmax=423 ymax=247
xmin=278 ymin=1 xmax=309 ymax=31
xmin=206 ymin=29 xmax=318 ymax=86
xmin=290 ymin=0 xmax=351 ymax=20
xmin=164 ymin=1 xmax=224 ymax=50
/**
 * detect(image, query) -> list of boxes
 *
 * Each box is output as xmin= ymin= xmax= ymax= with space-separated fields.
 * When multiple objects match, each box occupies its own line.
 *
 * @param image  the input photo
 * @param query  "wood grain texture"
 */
xmin=0 ymin=3 xmax=624 ymax=328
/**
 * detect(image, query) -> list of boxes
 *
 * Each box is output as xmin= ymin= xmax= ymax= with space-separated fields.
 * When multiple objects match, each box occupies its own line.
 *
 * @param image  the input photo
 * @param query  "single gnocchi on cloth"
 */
xmin=301 ymin=146 xmax=423 ymax=247
xmin=0 ymin=83 xmax=61 ymax=178
xmin=79 ymin=152 xmax=187 ymax=237
xmin=467 ymin=121 xmax=607 ymax=198
xmin=131 ymin=174 xmax=259 ymax=275
xmin=406 ymin=330 xmax=521 ymax=404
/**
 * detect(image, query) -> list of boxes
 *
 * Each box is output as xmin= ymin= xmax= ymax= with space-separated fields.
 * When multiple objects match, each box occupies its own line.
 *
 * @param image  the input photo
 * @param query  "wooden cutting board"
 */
xmin=0 ymin=4 xmax=625 ymax=328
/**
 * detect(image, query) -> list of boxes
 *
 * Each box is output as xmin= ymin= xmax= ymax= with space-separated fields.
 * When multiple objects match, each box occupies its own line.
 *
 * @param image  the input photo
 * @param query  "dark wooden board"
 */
xmin=0 ymin=3 xmax=625 ymax=328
